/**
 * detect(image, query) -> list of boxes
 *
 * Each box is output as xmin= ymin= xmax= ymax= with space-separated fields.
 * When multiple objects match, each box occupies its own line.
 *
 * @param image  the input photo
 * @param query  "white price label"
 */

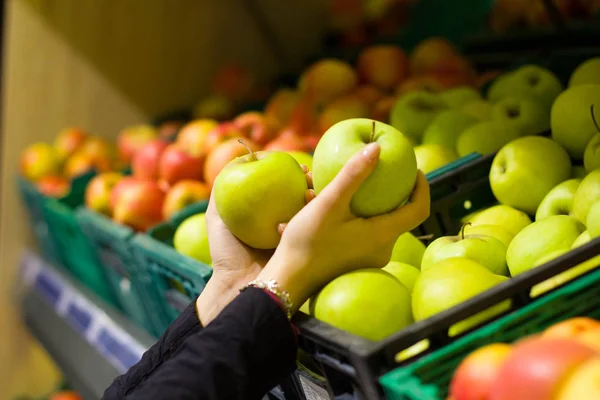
xmin=299 ymin=374 xmax=330 ymax=400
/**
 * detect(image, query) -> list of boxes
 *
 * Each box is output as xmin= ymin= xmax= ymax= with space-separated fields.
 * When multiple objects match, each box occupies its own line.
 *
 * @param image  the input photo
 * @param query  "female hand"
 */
xmin=256 ymin=143 xmax=430 ymax=312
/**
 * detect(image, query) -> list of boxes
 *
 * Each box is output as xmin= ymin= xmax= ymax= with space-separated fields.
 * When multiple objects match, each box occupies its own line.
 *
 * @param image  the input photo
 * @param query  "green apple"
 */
xmin=490 ymin=136 xmax=571 ymax=214
xmin=456 ymin=120 xmax=521 ymax=157
xmin=312 ymin=118 xmax=417 ymax=217
xmin=587 ymin=200 xmax=600 ymax=238
xmin=491 ymin=96 xmax=550 ymax=136
xmin=390 ymin=232 xmax=426 ymax=268
xmin=173 ymin=213 xmax=212 ymax=265
xmin=535 ymin=179 xmax=581 ymax=221
xmin=421 ymin=233 xmax=508 ymax=275
xmin=506 ymin=215 xmax=585 ymax=276
xmin=440 ymin=86 xmax=482 ymax=108
xmin=461 ymin=223 xmax=515 ymax=248
xmin=551 ymin=84 xmax=600 ymax=159
xmin=312 ymin=269 xmax=412 ymax=341
xmin=466 ymin=205 xmax=532 ymax=236
xmin=487 ymin=72 xmax=515 ymax=102
xmin=569 ymin=57 xmax=600 ymax=87
xmin=390 ymin=91 xmax=448 ymax=141
xmin=412 ymin=257 xmax=509 ymax=335
xmin=422 ymin=110 xmax=478 ymax=149
xmin=214 ymin=150 xmax=307 ymax=249
xmin=413 ymin=144 xmax=458 ymax=174
xmin=462 ymin=100 xmax=494 ymax=120
xmin=383 ymin=261 xmax=420 ymax=292
xmin=584 ymin=134 xmax=600 ymax=173
xmin=572 ymin=169 xmax=600 ymax=224
xmin=573 ymin=165 xmax=588 ymax=179
xmin=287 ymin=151 xmax=313 ymax=171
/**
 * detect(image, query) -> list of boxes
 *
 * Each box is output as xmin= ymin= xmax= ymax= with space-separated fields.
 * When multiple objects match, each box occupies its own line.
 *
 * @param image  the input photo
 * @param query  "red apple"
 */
xmin=298 ymin=59 xmax=358 ymax=105
xmin=450 ymin=343 xmax=512 ymax=400
xmin=357 ymin=45 xmax=409 ymax=90
xmin=176 ymin=119 xmax=219 ymax=157
xmin=53 ymin=127 xmax=88 ymax=162
xmin=117 ymin=124 xmax=158 ymax=163
xmin=318 ymin=96 xmax=370 ymax=133
xmin=555 ymin=357 xmax=600 ymax=400
xmin=350 ymin=85 xmax=385 ymax=107
xmin=113 ymin=180 xmax=165 ymax=231
xmin=396 ymin=75 xmax=445 ymax=95
xmin=233 ymin=111 xmax=279 ymax=145
xmin=303 ymin=133 xmax=322 ymax=152
xmin=410 ymin=37 xmax=464 ymax=75
xmin=543 ymin=317 xmax=600 ymax=340
xmin=288 ymin=96 xmax=320 ymax=134
xmin=203 ymin=138 xmax=260 ymax=187
xmin=110 ymin=176 xmax=140 ymax=211
xmin=79 ymin=136 xmax=118 ymax=171
xmin=371 ymin=96 xmax=397 ymax=122
xmin=158 ymin=144 xmax=204 ymax=186
xmin=20 ymin=142 xmax=60 ymax=181
xmin=573 ymin=327 xmax=600 ymax=353
xmin=63 ymin=151 xmax=97 ymax=179
xmin=490 ymin=336 xmax=598 ymax=400
xmin=36 ymin=176 xmax=70 ymax=198
xmin=264 ymin=129 xmax=307 ymax=152
xmin=204 ymin=122 xmax=244 ymax=154
xmin=85 ymin=172 xmax=123 ymax=216
xmin=265 ymin=88 xmax=300 ymax=127
xmin=163 ymin=180 xmax=211 ymax=219
xmin=158 ymin=121 xmax=183 ymax=140
xmin=132 ymin=140 xmax=169 ymax=180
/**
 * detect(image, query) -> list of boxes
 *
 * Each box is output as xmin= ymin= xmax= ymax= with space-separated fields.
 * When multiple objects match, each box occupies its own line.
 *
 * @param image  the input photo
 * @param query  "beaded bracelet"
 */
xmin=240 ymin=279 xmax=293 ymax=320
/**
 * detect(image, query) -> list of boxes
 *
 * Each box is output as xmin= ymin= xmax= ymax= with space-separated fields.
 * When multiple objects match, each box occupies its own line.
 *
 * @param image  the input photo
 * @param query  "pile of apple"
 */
xmin=449 ymin=317 xmax=600 ymax=400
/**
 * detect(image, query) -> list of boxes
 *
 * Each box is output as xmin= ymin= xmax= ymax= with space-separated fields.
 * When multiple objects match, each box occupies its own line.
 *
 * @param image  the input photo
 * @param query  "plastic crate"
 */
xmin=76 ymin=208 xmax=155 ymax=333
xmin=132 ymin=201 xmax=213 ymax=336
xmin=380 ymin=247 xmax=600 ymax=400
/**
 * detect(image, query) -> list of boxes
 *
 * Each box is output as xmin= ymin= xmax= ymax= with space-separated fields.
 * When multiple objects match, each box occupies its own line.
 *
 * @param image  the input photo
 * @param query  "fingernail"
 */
xmin=362 ymin=143 xmax=380 ymax=162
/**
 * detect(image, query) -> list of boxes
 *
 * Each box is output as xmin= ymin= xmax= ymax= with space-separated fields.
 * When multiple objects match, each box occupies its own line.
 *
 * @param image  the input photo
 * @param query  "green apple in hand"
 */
xmin=440 ymin=86 xmax=482 ymax=108
xmin=390 ymin=232 xmax=426 ymax=267
xmin=461 ymin=223 xmax=515 ymax=248
xmin=313 ymin=118 xmax=417 ymax=217
xmin=213 ymin=147 xmax=307 ymax=249
xmin=569 ymin=57 xmax=600 ymax=87
xmin=490 ymin=136 xmax=571 ymax=215
xmin=288 ymin=151 xmax=313 ymax=171
xmin=551 ymin=84 xmax=600 ymax=159
xmin=390 ymin=91 xmax=447 ymax=141
xmin=507 ymin=215 xmax=585 ymax=276
xmin=383 ymin=261 xmax=420 ymax=292
xmin=491 ymin=96 xmax=550 ymax=136
xmin=312 ymin=269 xmax=412 ymax=341
xmin=466 ymin=205 xmax=532 ymax=236
xmin=422 ymin=110 xmax=478 ymax=149
xmin=412 ymin=257 xmax=509 ymax=335
xmin=572 ymin=169 xmax=600 ymax=224
xmin=456 ymin=120 xmax=521 ymax=157
xmin=173 ymin=213 xmax=212 ymax=265
xmin=421 ymin=231 xmax=508 ymax=276
xmin=535 ymin=179 xmax=581 ymax=221
xmin=413 ymin=144 xmax=458 ymax=174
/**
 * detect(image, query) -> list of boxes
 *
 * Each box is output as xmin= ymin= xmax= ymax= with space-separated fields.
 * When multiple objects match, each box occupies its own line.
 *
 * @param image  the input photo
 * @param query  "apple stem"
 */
xmin=461 ymin=223 xmax=472 ymax=240
xmin=416 ymin=234 xmax=434 ymax=241
xmin=370 ymin=121 xmax=376 ymax=143
xmin=238 ymin=139 xmax=257 ymax=161
xmin=592 ymin=105 xmax=600 ymax=133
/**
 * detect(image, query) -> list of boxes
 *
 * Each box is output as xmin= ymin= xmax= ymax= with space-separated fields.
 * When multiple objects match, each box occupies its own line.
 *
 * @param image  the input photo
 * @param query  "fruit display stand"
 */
xmin=131 ymin=201 xmax=212 ymax=337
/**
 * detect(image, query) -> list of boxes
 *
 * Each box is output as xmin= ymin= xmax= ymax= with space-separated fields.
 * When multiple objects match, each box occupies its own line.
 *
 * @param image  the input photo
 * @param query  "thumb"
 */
xmin=318 ymin=142 xmax=380 ymax=210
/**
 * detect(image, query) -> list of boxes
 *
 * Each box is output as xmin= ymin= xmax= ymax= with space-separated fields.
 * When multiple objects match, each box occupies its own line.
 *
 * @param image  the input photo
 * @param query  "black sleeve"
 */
xmin=104 ymin=287 xmax=297 ymax=400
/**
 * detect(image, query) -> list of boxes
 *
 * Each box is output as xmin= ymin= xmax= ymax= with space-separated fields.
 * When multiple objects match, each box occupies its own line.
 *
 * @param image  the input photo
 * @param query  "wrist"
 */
xmin=195 ymin=275 xmax=239 ymax=326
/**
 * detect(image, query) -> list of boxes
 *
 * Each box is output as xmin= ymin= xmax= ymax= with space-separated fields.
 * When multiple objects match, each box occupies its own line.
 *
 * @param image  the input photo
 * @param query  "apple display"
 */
xmin=204 ymin=138 xmax=261 ymax=187
xmin=490 ymin=136 xmax=571 ymax=214
xmin=357 ymin=45 xmax=408 ymax=90
xmin=312 ymin=269 xmax=412 ymax=341
xmin=389 ymin=91 xmax=447 ymax=141
xmin=84 ymin=172 xmax=123 ymax=216
xmin=422 ymin=110 xmax=478 ymax=149
xmin=287 ymin=151 xmax=313 ymax=171
xmin=312 ymin=118 xmax=417 ymax=217
xmin=113 ymin=180 xmax=165 ymax=231
xmin=36 ymin=176 xmax=70 ymax=198
xmin=440 ymin=86 xmax=482 ymax=108
xmin=569 ymin=57 xmax=600 ymax=87
xmin=551 ymin=84 xmax=600 ymax=159
xmin=507 ymin=215 xmax=585 ymax=276
xmin=555 ymin=358 xmax=600 ymax=400
xmin=460 ymin=223 xmax=515 ymax=248
xmin=176 ymin=119 xmax=218 ymax=157
xmin=572 ymin=169 xmax=600 ymax=224
xmin=383 ymin=261 xmax=420 ymax=292
xmin=159 ymin=144 xmax=204 ymax=186
xmin=535 ymin=178 xmax=581 ymax=221
xmin=467 ymin=205 xmax=532 ymax=236
xmin=456 ymin=120 xmax=521 ymax=157
xmin=173 ymin=213 xmax=212 ymax=265
xmin=390 ymin=232 xmax=426 ymax=267
xmin=491 ymin=96 xmax=550 ymax=136
xmin=53 ymin=127 xmax=88 ymax=162
xmin=214 ymin=149 xmax=307 ymax=249
xmin=163 ymin=180 xmax=211 ymax=220
xmin=298 ymin=59 xmax=358 ymax=105
xmin=413 ymin=144 xmax=458 ymax=174
xmin=117 ymin=124 xmax=158 ymax=163
xmin=20 ymin=142 xmax=60 ymax=181
xmin=132 ymin=140 xmax=169 ymax=181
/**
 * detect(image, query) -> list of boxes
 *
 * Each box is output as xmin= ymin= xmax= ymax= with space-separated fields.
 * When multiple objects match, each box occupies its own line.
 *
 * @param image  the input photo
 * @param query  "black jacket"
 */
xmin=104 ymin=287 xmax=297 ymax=399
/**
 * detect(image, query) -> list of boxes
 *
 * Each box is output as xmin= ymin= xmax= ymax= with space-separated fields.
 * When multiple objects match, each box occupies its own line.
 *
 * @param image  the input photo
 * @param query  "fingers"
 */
xmin=301 ymin=164 xmax=309 ymax=174
xmin=306 ymin=171 xmax=313 ymax=189
xmin=278 ymin=223 xmax=287 ymax=235
xmin=305 ymin=189 xmax=316 ymax=203
xmin=317 ymin=143 xmax=380 ymax=211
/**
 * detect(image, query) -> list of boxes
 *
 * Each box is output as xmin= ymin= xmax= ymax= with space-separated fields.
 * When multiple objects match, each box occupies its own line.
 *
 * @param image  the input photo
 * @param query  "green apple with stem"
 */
xmin=422 ymin=110 xmax=478 ymax=149
xmin=490 ymin=136 xmax=571 ymax=215
xmin=466 ymin=205 xmax=532 ymax=236
xmin=551 ymin=84 xmax=600 ymax=159
xmin=507 ymin=215 xmax=585 ymax=276
xmin=491 ymin=96 xmax=550 ymax=136
xmin=389 ymin=91 xmax=447 ymax=141
xmin=312 ymin=118 xmax=417 ymax=217
xmin=213 ymin=141 xmax=308 ymax=249
xmin=421 ymin=224 xmax=508 ymax=275
xmin=390 ymin=232 xmax=426 ymax=268
xmin=535 ymin=179 xmax=581 ymax=221
xmin=173 ymin=213 xmax=212 ymax=265
xmin=383 ymin=261 xmax=420 ymax=292
xmin=413 ymin=144 xmax=458 ymax=174
xmin=312 ymin=269 xmax=412 ymax=341
xmin=583 ymin=105 xmax=600 ymax=173
xmin=572 ymin=169 xmax=600 ymax=224
xmin=460 ymin=223 xmax=515 ymax=248
xmin=440 ymin=86 xmax=482 ymax=108
xmin=569 ymin=57 xmax=600 ymax=87
xmin=456 ymin=120 xmax=521 ymax=157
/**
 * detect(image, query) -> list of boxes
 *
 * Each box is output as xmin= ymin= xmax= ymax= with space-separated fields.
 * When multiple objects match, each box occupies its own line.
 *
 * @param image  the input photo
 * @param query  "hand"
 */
xmin=256 ymin=143 xmax=430 ymax=312
xmin=196 ymin=166 xmax=315 ymax=325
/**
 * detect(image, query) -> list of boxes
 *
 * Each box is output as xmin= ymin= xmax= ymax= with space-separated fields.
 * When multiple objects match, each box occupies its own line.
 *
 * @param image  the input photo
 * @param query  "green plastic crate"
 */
xmin=76 ymin=208 xmax=155 ymax=333
xmin=380 ymin=266 xmax=600 ymax=400
xmin=132 ymin=201 xmax=213 ymax=336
